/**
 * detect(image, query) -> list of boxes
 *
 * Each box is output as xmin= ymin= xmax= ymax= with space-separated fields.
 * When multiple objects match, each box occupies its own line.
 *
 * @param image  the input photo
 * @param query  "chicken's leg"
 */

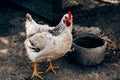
xmin=45 ymin=60 xmax=59 ymax=74
xmin=31 ymin=62 xmax=43 ymax=79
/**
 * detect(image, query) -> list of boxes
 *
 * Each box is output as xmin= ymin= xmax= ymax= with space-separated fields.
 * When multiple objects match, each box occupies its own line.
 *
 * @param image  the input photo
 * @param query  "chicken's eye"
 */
xmin=65 ymin=16 xmax=67 ymax=19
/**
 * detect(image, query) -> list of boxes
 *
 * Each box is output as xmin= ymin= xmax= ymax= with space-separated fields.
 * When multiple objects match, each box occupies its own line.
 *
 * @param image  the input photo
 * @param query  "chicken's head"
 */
xmin=61 ymin=11 xmax=73 ymax=27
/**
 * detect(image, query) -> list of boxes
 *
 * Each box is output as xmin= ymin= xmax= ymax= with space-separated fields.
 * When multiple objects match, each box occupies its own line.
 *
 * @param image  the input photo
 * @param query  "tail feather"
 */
xmin=25 ymin=13 xmax=37 ymax=25
xmin=26 ymin=13 xmax=32 ymax=21
xmin=25 ymin=13 xmax=38 ymax=37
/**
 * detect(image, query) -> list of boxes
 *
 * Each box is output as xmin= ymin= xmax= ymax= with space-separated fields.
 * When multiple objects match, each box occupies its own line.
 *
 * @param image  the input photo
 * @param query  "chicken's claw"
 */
xmin=45 ymin=61 xmax=59 ymax=74
xmin=31 ymin=63 xmax=44 ymax=80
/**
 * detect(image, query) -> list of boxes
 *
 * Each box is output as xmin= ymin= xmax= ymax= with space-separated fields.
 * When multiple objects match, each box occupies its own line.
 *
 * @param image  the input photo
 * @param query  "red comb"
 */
xmin=68 ymin=11 xmax=72 ymax=19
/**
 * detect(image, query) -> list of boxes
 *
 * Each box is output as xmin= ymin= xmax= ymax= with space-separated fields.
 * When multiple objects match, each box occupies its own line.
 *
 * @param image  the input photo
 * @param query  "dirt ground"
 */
xmin=0 ymin=2 xmax=120 ymax=80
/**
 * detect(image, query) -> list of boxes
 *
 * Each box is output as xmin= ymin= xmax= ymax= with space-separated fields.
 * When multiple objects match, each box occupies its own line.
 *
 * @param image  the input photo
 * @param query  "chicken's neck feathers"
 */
xmin=49 ymin=22 xmax=68 ymax=36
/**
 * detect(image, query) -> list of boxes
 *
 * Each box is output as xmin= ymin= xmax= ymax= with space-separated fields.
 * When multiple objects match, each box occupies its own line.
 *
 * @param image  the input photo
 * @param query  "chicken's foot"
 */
xmin=45 ymin=60 xmax=59 ymax=74
xmin=31 ymin=63 xmax=43 ymax=79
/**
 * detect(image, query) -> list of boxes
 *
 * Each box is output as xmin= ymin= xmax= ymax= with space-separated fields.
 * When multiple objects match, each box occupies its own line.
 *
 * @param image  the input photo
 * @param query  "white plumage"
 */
xmin=25 ymin=13 xmax=55 ymax=38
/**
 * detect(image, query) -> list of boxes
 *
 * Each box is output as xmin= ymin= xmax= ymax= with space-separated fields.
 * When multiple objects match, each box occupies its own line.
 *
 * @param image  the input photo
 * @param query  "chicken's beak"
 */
xmin=67 ymin=17 xmax=72 ymax=25
xmin=69 ymin=18 xmax=72 ymax=24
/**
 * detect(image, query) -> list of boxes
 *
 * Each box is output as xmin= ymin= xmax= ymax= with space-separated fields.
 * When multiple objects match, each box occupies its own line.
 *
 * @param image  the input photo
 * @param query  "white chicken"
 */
xmin=24 ymin=11 xmax=73 ymax=79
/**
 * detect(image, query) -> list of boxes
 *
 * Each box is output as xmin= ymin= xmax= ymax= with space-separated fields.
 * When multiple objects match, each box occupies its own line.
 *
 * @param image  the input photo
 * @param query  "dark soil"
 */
xmin=0 ymin=1 xmax=120 ymax=80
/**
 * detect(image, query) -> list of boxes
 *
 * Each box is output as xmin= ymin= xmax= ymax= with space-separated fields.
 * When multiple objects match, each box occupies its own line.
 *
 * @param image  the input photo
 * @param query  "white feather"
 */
xmin=25 ymin=13 xmax=55 ymax=38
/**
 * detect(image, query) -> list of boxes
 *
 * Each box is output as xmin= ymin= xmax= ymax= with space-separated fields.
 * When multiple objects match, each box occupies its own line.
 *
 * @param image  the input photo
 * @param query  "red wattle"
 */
xmin=66 ymin=21 xmax=71 ymax=27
